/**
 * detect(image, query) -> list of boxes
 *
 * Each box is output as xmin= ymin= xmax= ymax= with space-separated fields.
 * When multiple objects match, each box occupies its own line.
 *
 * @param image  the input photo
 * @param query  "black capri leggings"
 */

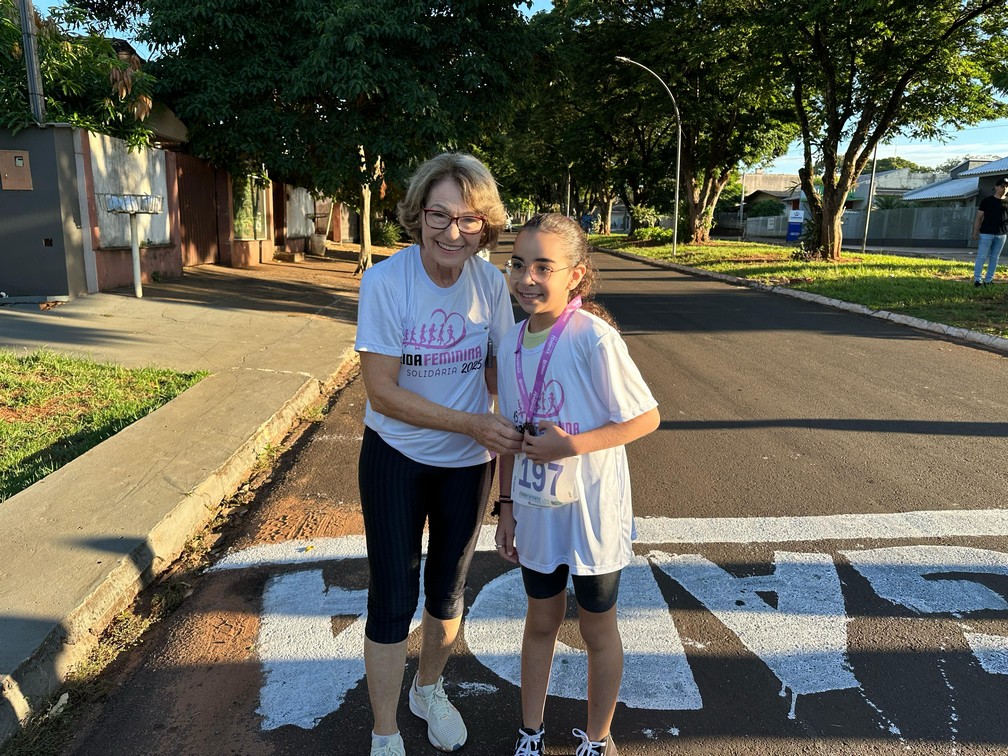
xmin=358 ymin=427 xmax=493 ymax=644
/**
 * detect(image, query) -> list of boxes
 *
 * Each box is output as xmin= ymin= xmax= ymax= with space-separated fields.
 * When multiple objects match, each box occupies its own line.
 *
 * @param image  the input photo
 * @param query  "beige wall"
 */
xmin=89 ymin=133 xmax=171 ymax=248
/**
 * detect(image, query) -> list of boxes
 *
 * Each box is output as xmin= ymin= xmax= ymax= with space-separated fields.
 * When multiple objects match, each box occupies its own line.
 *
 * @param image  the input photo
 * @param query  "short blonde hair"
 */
xmin=397 ymin=153 xmax=506 ymax=249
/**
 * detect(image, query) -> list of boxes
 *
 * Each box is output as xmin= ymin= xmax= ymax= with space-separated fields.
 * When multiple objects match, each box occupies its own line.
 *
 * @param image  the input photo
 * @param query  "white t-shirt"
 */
xmin=496 ymin=308 xmax=658 ymax=575
xmin=355 ymin=245 xmax=515 ymax=467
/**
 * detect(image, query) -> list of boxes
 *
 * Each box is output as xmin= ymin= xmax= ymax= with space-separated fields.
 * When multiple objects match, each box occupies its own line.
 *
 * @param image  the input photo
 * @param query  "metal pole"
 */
xmin=564 ymin=168 xmax=572 ymax=218
xmin=860 ymin=143 xmax=879 ymax=255
xmin=739 ymin=171 xmax=746 ymax=240
xmin=616 ymin=55 xmax=680 ymax=256
xmin=129 ymin=213 xmax=143 ymax=298
xmin=18 ymin=0 xmax=46 ymax=123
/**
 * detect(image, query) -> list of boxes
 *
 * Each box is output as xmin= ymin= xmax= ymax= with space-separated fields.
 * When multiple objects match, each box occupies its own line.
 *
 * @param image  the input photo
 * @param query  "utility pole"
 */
xmin=18 ymin=0 xmax=46 ymax=123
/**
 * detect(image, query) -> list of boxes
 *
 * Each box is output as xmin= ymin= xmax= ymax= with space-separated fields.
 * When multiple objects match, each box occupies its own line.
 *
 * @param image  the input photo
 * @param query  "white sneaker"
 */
xmin=370 ymin=731 xmax=405 ymax=756
xmin=514 ymin=725 xmax=545 ymax=755
xmin=573 ymin=728 xmax=616 ymax=756
xmin=408 ymin=675 xmax=467 ymax=751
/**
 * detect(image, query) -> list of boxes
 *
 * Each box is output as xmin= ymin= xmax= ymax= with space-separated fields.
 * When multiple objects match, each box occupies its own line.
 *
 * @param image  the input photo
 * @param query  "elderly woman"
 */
xmin=355 ymin=152 xmax=523 ymax=756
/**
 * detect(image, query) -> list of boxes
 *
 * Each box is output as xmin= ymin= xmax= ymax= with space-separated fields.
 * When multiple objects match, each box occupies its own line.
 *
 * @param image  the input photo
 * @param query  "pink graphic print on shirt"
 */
xmin=404 ymin=309 xmax=467 ymax=349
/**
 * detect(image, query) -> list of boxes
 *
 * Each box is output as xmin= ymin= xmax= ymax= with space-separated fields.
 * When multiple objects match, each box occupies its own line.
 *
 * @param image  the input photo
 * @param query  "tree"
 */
xmin=142 ymin=0 xmax=535 ymax=271
xmin=1 ymin=1 xmax=153 ymax=146
xmin=872 ymin=156 xmax=931 ymax=173
xmin=758 ymin=0 xmax=1008 ymax=259
xmin=553 ymin=0 xmax=797 ymax=244
xmin=747 ymin=199 xmax=785 ymax=217
xmin=873 ymin=195 xmax=909 ymax=210
xmin=68 ymin=0 xmax=146 ymax=36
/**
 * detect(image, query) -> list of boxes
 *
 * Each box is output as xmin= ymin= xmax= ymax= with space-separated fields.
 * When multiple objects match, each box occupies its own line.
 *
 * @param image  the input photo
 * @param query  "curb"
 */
xmin=0 ymin=348 xmax=360 ymax=747
xmin=600 ymin=247 xmax=1008 ymax=356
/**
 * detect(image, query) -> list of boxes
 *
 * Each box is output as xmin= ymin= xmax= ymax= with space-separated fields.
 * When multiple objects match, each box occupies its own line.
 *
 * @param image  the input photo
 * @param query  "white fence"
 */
xmin=715 ymin=207 xmax=974 ymax=246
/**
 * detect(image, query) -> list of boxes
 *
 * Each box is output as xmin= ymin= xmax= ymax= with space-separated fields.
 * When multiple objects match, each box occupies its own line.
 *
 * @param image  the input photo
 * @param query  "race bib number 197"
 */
xmin=512 ymin=454 xmax=582 ymax=508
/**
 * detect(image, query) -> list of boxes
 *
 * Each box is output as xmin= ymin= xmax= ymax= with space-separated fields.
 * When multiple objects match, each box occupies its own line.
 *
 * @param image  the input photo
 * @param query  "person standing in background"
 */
xmin=971 ymin=177 xmax=1008 ymax=286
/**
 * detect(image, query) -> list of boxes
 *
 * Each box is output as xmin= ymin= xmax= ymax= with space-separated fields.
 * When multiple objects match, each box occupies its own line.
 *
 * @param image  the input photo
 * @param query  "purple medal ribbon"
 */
xmin=514 ymin=296 xmax=582 ymax=430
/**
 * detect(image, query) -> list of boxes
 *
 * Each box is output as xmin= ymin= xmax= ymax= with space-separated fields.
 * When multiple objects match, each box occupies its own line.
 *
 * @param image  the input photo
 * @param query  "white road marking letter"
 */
xmin=257 ymin=565 xmax=425 ymax=730
xmin=465 ymin=557 xmax=703 ymax=710
xmin=843 ymin=545 xmax=1008 ymax=675
xmin=842 ymin=545 xmax=1008 ymax=614
xmin=649 ymin=550 xmax=859 ymax=697
xmin=257 ymin=569 xmax=367 ymax=730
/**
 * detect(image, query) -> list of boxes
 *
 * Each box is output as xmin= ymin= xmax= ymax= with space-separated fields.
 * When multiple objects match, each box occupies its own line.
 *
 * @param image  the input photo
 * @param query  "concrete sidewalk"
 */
xmin=0 ymin=255 xmax=363 ymax=744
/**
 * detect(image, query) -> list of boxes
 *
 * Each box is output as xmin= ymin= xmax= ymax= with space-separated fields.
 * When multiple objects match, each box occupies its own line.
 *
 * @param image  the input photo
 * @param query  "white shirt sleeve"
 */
xmin=590 ymin=330 xmax=658 ymax=423
xmin=355 ymin=264 xmax=404 ymax=357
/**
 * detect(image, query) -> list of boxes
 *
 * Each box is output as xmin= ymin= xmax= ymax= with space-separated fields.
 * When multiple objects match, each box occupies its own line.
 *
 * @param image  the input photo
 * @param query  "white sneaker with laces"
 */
xmin=408 ymin=675 xmax=467 ymax=752
xmin=370 ymin=731 xmax=405 ymax=756
xmin=514 ymin=725 xmax=545 ymax=755
xmin=573 ymin=728 xmax=615 ymax=756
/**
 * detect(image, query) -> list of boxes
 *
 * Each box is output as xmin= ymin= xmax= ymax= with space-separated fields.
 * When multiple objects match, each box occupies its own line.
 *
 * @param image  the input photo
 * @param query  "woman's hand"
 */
xmin=467 ymin=413 xmax=523 ymax=455
xmin=495 ymin=510 xmax=519 ymax=564
xmin=520 ymin=420 xmax=575 ymax=463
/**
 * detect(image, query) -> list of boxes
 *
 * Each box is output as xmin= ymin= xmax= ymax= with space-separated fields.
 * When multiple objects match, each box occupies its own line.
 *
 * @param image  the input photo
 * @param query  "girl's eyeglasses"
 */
xmin=504 ymin=259 xmax=570 ymax=284
xmin=422 ymin=208 xmax=486 ymax=235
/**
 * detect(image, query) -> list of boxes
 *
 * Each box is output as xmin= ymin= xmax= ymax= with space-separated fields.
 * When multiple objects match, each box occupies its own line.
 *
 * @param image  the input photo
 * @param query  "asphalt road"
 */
xmin=61 ymin=241 xmax=1008 ymax=756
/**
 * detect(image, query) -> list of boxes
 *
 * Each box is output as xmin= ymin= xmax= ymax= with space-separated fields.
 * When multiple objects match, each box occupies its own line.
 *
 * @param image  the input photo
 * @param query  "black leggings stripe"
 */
xmin=358 ymin=427 xmax=492 ymax=644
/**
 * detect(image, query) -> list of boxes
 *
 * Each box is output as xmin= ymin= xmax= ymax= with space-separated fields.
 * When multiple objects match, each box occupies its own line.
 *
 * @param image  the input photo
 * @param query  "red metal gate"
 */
xmin=176 ymin=153 xmax=219 ymax=266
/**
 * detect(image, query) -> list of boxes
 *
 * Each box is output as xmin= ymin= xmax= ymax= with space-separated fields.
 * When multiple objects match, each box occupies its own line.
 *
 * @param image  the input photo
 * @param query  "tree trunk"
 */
xmin=355 ymin=183 xmax=372 ymax=275
xmin=602 ymin=196 xmax=614 ymax=234
xmin=686 ymin=173 xmax=727 ymax=245
xmin=688 ymin=201 xmax=712 ymax=244
xmin=819 ymin=187 xmax=845 ymax=261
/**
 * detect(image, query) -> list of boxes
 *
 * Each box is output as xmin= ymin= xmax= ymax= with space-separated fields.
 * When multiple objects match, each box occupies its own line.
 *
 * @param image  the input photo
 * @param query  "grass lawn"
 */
xmin=0 ymin=350 xmax=206 ymax=502
xmin=592 ymin=236 xmax=1008 ymax=338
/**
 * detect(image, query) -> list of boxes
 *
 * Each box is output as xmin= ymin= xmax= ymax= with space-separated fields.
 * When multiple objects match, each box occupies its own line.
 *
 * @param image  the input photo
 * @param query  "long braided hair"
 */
xmin=517 ymin=213 xmax=618 ymax=330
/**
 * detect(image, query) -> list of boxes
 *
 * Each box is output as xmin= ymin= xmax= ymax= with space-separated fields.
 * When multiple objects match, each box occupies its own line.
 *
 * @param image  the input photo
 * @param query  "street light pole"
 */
xmin=860 ymin=142 xmax=879 ymax=255
xmin=616 ymin=55 xmax=680 ymax=256
xmin=566 ymin=163 xmax=572 ymax=217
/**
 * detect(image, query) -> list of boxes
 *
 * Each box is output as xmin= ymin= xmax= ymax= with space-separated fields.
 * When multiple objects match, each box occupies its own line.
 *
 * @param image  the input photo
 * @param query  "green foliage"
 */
xmin=747 ymin=199 xmax=785 ymax=217
xmin=498 ymin=0 xmax=798 ymax=245
xmin=143 ymin=0 xmax=537 ymax=196
xmin=508 ymin=197 xmax=536 ymax=219
xmin=872 ymin=156 xmax=931 ymax=173
xmin=68 ymin=0 xmax=146 ymax=36
xmin=630 ymin=204 xmax=659 ymax=228
xmin=0 ymin=2 xmax=153 ymax=147
xmin=371 ymin=220 xmax=402 ymax=247
xmin=628 ymin=225 xmax=674 ymax=243
xmin=873 ymin=195 xmax=910 ymax=210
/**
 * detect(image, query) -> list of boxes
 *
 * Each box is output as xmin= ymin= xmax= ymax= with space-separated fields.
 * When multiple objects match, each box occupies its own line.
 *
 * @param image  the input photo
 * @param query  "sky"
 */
xmin=765 ymin=121 xmax=1008 ymax=174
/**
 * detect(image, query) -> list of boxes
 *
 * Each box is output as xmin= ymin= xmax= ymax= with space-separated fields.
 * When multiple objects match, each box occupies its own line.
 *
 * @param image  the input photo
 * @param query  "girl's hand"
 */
xmin=495 ymin=515 xmax=519 ymax=563
xmin=521 ymin=420 xmax=575 ymax=463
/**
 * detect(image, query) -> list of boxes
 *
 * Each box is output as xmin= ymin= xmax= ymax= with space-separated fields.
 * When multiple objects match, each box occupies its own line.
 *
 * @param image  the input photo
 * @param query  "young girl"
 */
xmin=494 ymin=213 xmax=660 ymax=756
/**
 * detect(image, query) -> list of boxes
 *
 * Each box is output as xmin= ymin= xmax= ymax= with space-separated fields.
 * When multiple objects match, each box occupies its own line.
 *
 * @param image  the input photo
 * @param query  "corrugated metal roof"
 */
xmin=902 ymin=176 xmax=978 ymax=201
xmin=960 ymin=156 xmax=1008 ymax=176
